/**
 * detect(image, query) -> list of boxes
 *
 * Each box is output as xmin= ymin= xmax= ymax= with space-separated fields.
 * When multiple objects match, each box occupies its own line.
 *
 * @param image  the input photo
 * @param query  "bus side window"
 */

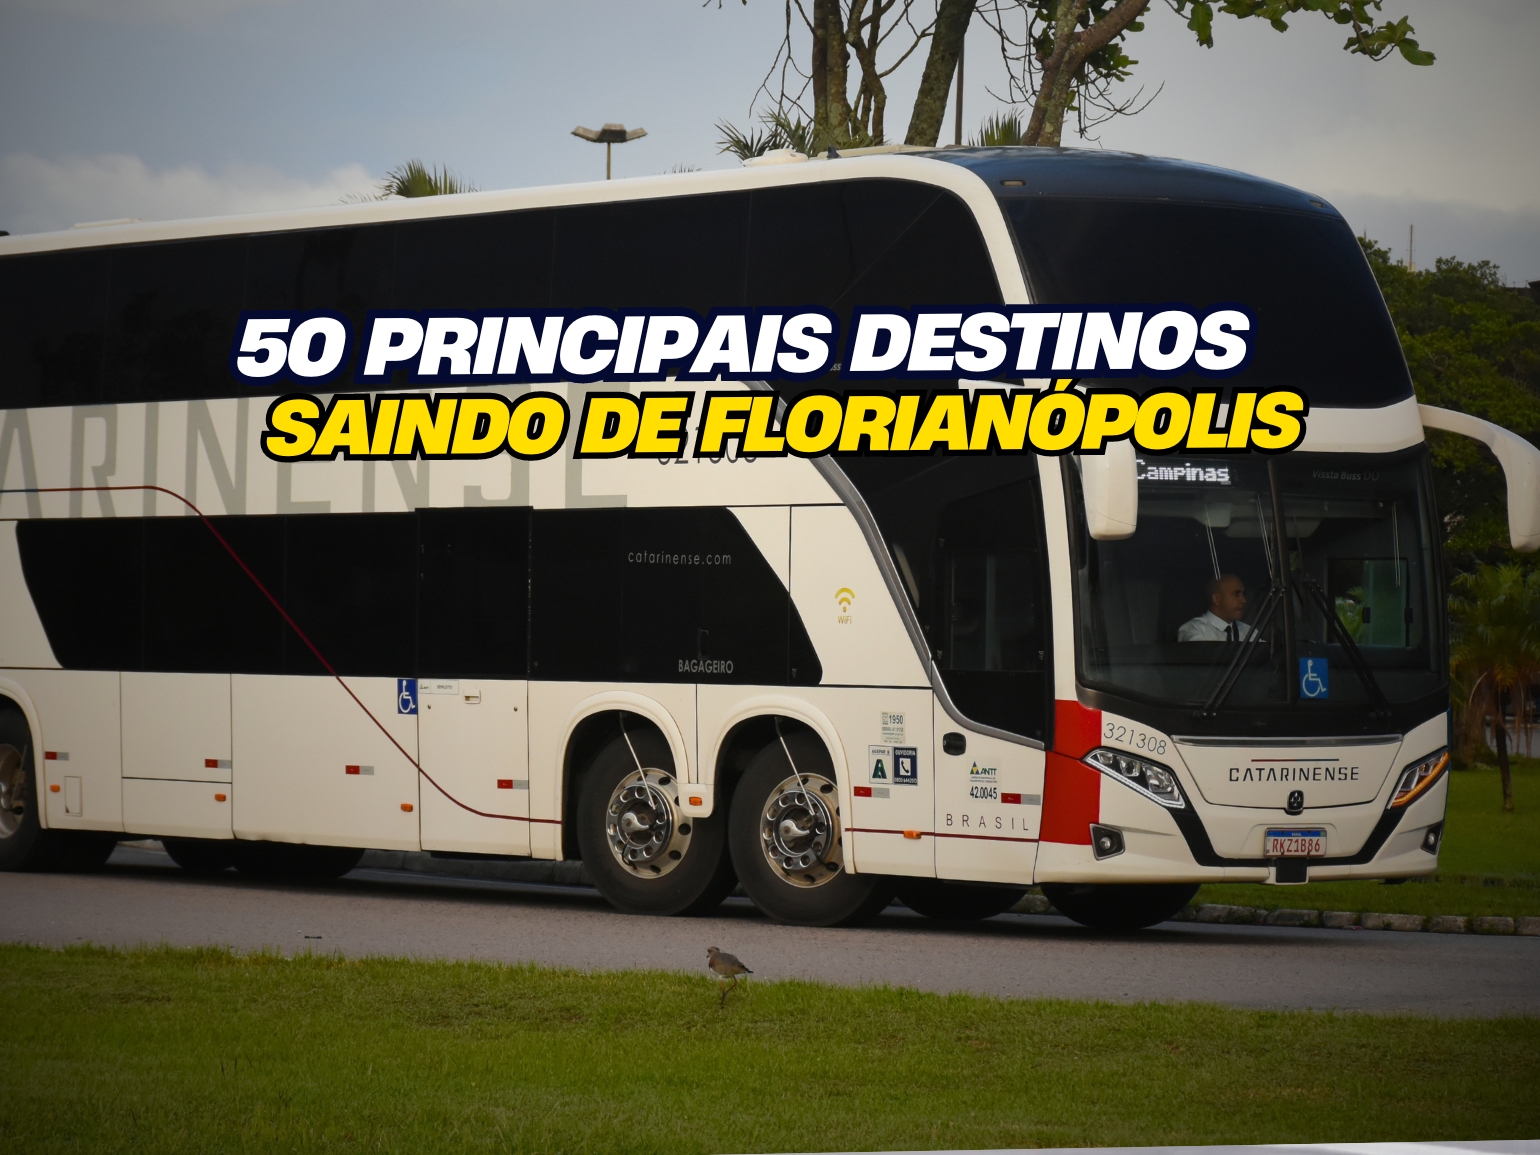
xmin=0 ymin=247 xmax=110 ymax=410
xmin=418 ymin=507 xmax=531 ymax=679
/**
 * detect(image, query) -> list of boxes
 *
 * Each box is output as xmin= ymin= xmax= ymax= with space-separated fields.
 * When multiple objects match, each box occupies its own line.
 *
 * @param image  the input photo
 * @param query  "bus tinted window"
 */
xmin=246 ymin=225 xmax=395 ymax=363
xmin=1005 ymin=199 xmax=1411 ymax=406
xmin=552 ymin=193 xmax=750 ymax=313
xmin=395 ymin=211 xmax=554 ymax=312
xmin=16 ymin=517 xmax=144 ymax=670
xmin=418 ymin=507 xmax=531 ymax=679
xmin=0 ymin=248 xmax=109 ymax=409
xmin=105 ymin=237 xmax=247 ymax=404
xmin=284 ymin=513 xmax=418 ymax=677
xmin=530 ymin=506 xmax=817 ymax=684
xmin=841 ymin=456 xmax=1050 ymax=740
xmin=143 ymin=516 xmax=286 ymax=675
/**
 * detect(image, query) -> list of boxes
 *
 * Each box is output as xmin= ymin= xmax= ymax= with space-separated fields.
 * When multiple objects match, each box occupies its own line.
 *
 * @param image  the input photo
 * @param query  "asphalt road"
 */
xmin=4 ymin=844 xmax=1537 ymax=1017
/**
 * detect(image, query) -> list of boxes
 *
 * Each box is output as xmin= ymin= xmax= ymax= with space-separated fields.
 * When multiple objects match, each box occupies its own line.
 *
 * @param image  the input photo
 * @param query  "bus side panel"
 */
xmin=0 ymin=522 xmax=59 ymax=669
xmin=231 ymin=675 xmax=420 ymax=850
xmin=822 ymin=686 xmax=935 ymax=877
xmin=122 ymin=672 xmax=231 ymax=782
xmin=789 ymin=505 xmax=927 ymax=689
xmin=932 ymin=701 xmax=1041 ymax=885
xmin=22 ymin=670 xmax=123 ymax=833
xmin=418 ymin=678 xmax=531 ymax=857
xmin=123 ymin=778 xmax=232 ymax=840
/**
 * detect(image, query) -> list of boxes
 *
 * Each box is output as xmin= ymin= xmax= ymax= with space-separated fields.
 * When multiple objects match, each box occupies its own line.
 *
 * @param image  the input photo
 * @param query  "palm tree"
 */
xmin=968 ymin=111 xmax=1029 ymax=147
xmin=1450 ymin=564 xmax=1540 ymax=811
xmin=377 ymin=160 xmax=478 ymax=198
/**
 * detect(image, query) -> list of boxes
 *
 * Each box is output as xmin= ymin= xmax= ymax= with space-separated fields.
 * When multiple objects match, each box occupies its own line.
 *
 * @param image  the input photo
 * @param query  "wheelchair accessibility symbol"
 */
xmin=1299 ymin=659 xmax=1329 ymax=700
xmin=397 ymin=678 xmax=418 ymax=715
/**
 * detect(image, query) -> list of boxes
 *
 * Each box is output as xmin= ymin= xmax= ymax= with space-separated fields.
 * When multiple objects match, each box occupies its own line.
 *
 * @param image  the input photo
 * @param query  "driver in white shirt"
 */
xmin=1178 ymin=574 xmax=1254 ymax=642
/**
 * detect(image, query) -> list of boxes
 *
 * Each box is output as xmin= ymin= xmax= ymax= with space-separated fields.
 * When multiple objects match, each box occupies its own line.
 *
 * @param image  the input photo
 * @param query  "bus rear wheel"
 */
xmin=894 ymin=878 xmax=1026 ymax=921
xmin=1040 ymin=882 xmax=1199 ymax=931
xmin=0 ymin=708 xmax=117 ymax=873
xmin=576 ymin=727 xmax=736 ymax=917
xmin=162 ymin=837 xmax=238 ymax=874
xmin=233 ymin=841 xmax=364 ymax=881
xmin=728 ymin=729 xmax=894 ymax=927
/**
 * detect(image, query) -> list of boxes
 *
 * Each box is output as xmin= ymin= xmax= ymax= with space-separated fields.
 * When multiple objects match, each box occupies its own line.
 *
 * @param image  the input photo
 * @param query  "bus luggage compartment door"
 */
xmin=417 ymin=679 xmax=530 ymax=857
xmin=121 ymin=671 xmax=232 ymax=840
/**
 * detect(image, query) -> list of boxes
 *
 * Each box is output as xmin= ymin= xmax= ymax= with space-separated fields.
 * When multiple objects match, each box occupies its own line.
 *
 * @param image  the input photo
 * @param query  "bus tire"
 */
xmin=0 ymin=707 xmax=118 ymax=873
xmin=728 ymin=730 xmax=895 ymax=927
xmin=894 ymin=878 xmax=1026 ymax=921
xmin=1039 ymin=882 xmax=1200 ymax=931
xmin=233 ymin=841 xmax=364 ymax=881
xmin=576 ymin=729 xmax=736 ymax=917
xmin=162 ymin=837 xmax=238 ymax=874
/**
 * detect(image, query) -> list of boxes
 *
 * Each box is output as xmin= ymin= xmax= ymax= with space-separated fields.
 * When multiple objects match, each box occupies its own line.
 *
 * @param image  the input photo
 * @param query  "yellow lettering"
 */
xmin=784 ymin=394 xmax=843 ymax=455
xmin=312 ymin=397 xmax=371 ymax=458
xmin=636 ymin=394 xmax=691 ymax=456
xmin=696 ymin=394 xmax=752 ymax=456
xmin=263 ymin=396 xmax=320 ymax=459
xmin=1227 ymin=391 xmax=1258 ymax=449
xmin=838 ymin=395 xmax=897 ymax=452
xmin=1028 ymin=389 xmax=1086 ymax=452
xmin=577 ymin=395 xmax=640 ymax=456
xmin=451 ymin=397 xmax=511 ymax=456
xmin=1186 ymin=392 xmax=1229 ymax=449
xmin=969 ymin=391 xmax=1033 ymax=451
xmin=370 ymin=397 xmax=400 ymax=455
xmin=1251 ymin=390 xmax=1306 ymax=450
xmin=394 ymin=397 xmax=459 ymax=456
xmin=910 ymin=393 xmax=968 ymax=452
xmin=1080 ymin=391 xmax=1138 ymax=451
xmin=742 ymin=394 xmax=785 ymax=454
xmin=507 ymin=394 xmax=567 ymax=459
xmin=1134 ymin=391 xmax=1192 ymax=452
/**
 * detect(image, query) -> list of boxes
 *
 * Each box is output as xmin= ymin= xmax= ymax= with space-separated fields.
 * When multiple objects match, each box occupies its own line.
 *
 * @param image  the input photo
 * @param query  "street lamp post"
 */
xmin=571 ymin=123 xmax=647 ymax=180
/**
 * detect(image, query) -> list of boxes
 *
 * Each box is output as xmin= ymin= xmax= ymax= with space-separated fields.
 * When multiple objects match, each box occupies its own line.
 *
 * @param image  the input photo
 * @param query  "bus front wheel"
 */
xmin=1040 ymin=882 xmax=1199 ymax=931
xmin=162 ymin=837 xmax=238 ymax=874
xmin=728 ymin=729 xmax=895 ymax=927
xmin=576 ymin=728 xmax=736 ymax=917
xmin=233 ymin=841 xmax=364 ymax=881
xmin=0 ymin=707 xmax=117 ymax=873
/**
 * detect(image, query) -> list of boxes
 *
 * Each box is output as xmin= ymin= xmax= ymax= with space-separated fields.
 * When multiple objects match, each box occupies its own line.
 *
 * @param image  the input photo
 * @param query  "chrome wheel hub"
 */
xmin=0 ymin=744 xmax=25 ymax=840
xmin=760 ymin=772 xmax=843 ymax=888
xmin=605 ymin=768 xmax=690 ymax=878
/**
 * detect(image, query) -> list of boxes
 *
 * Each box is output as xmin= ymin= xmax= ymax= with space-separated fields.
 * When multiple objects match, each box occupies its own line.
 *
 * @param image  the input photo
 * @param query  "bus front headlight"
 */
xmin=1389 ymin=749 xmax=1449 ymax=809
xmin=1084 ymin=747 xmax=1186 ymax=809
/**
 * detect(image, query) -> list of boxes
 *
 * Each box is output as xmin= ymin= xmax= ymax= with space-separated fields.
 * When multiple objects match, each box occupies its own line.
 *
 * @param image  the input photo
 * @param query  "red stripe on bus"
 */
xmin=1040 ymin=752 xmax=1099 ymax=844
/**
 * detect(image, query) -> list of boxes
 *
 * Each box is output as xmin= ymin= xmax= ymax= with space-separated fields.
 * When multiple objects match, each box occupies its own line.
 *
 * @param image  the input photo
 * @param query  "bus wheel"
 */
xmin=0 ymin=708 xmax=117 ymax=873
xmin=162 ymin=838 xmax=237 ymax=874
xmin=233 ymin=841 xmax=364 ymax=881
xmin=1040 ymin=882 xmax=1200 ymax=931
xmin=729 ymin=729 xmax=895 ymax=927
xmin=894 ymin=878 xmax=1026 ymax=921
xmin=577 ymin=728 xmax=736 ymax=917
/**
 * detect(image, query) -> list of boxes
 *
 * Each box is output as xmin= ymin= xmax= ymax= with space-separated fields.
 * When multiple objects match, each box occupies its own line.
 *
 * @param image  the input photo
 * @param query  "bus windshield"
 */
xmin=1068 ymin=447 xmax=1445 ymax=716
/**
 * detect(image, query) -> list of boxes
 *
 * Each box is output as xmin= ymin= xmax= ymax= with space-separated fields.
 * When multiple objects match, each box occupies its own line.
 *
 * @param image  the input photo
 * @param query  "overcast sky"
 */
xmin=1 ymin=0 xmax=1535 ymax=281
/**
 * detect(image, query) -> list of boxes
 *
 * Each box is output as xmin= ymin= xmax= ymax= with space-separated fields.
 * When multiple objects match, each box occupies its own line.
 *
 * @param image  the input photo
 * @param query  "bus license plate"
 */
xmin=1265 ymin=829 xmax=1326 ymax=857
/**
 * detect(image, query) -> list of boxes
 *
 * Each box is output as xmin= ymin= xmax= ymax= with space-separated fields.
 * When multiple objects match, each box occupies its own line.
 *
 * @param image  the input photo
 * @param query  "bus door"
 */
xmin=933 ymin=710 xmax=1042 ymax=885
xmin=417 ymin=678 xmax=530 ymax=856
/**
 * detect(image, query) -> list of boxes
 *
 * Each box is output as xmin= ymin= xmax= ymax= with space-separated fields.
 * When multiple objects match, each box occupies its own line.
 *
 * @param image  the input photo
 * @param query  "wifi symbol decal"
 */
xmin=835 ymin=588 xmax=854 ymax=624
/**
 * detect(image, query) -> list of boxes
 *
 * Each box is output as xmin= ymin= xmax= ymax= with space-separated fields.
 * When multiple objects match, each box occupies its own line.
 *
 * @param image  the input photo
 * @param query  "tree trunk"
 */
xmin=823 ymin=0 xmax=852 ymax=149
xmin=1496 ymin=690 xmax=1515 ymax=812
xmin=811 ymin=0 xmax=831 ymax=147
xmin=903 ymin=0 xmax=976 ymax=146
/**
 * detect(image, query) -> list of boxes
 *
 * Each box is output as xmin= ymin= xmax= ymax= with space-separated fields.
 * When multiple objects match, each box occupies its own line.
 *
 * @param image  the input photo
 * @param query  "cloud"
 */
xmin=0 ymin=153 xmax=379 ymax=236
xmin=4 ymin=0 xmax=300 ymax=24
xmin=1329 ymin=193 xmax=1540 ymax=285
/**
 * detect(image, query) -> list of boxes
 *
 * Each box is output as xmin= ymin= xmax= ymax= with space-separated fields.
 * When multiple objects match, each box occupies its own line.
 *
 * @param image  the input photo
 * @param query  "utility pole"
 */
xmin=1408 ymin=223 xmax=1416 ymax=272
xmin=571 ymin=123 xmax=648 ymax=180
xmin=953 ymin=34 xmax=965 ymax=146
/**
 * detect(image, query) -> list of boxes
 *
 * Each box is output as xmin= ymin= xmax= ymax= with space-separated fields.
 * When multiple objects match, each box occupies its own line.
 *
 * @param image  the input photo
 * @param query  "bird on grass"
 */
xmin=706 ymin=946 xmax=752 ymax=1005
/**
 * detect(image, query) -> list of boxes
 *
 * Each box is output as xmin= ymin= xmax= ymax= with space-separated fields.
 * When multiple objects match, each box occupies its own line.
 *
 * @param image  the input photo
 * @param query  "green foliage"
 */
xmin=1359 ymin=237 xmax=1540 ymax=568
xmin=1171 ymin=1 xmax=1434 ymax=64
xmin=715 ymin=110 xmax=816 ymax=159
xmin=377 ymin=159 xmax=478 ymax=198
xmin=3 ymin=945 xmax=1538 ymax=1153
xmin=970 ymin=110 xmax=1031 ymax=146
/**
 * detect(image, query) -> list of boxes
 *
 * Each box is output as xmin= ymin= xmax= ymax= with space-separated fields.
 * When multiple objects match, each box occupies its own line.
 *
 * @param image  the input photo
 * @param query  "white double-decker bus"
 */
xmin=3 ymin=148 xmax=1536 ymax=929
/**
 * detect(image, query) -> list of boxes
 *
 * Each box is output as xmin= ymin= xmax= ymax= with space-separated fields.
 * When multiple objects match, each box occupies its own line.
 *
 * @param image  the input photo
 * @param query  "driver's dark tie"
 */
xmin=1227 ymin=623 xmax=1237 ymax=642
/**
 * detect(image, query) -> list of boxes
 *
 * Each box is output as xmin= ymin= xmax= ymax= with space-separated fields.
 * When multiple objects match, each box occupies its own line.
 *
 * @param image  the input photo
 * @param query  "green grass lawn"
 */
xmin=1195 ymin=758 xmax=1540 ymax=918
xmin=2 ymin=946 xmax=1536 ymax=1154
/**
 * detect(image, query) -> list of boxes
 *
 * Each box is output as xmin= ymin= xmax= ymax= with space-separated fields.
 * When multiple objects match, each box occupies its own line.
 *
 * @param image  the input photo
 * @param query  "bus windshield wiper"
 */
xmin=1198 ymin=583 xmax=1283 ymax=718
xmin=1296 ymin=576 xmax=1390 ymax=713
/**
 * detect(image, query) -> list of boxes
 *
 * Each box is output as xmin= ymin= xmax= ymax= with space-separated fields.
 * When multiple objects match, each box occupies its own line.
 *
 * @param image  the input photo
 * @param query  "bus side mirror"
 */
xmin=1080 ymin=440 xmax=1139 ymax=541
xmin=1420 ymin=404 xmax=1540 ymax=552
